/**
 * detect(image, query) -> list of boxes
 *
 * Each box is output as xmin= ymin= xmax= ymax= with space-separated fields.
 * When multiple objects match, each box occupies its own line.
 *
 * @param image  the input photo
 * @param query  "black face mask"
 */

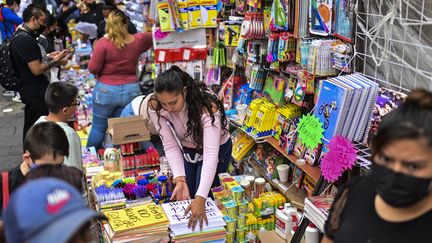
xmin=36 ymin=24 xmax=47 ymax=36
xmin=88 ymin=2 xmax=97 ymax=10
xmin=371 ymin=164 xmax=432 ymax=207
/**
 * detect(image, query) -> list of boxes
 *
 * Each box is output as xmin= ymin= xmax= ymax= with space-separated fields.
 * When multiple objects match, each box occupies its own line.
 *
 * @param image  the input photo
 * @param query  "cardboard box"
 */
xmin=108 ymin=116 xmax=150 ymax=145
xmin=258 ymin=230 xmax=287 ymax=243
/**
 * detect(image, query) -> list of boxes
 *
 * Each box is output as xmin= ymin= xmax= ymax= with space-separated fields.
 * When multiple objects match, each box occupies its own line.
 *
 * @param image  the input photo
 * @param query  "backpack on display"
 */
xmin=0 ymin=31 xmax=25 ymax=91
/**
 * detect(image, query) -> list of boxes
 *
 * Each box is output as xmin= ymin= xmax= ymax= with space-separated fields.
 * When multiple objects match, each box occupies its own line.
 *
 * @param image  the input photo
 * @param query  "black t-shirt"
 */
xmin=0 ymin=165 xmax=26 ymax=213
xmin=97 ymin=19 xmax=138 ymax=39
xmin=325 ymin=176 xmax=432 ymax=243
xmin=79 ymin=3 xmax=104 ymax=25
xmin=10 ymin=29 xmax=49 ymax=99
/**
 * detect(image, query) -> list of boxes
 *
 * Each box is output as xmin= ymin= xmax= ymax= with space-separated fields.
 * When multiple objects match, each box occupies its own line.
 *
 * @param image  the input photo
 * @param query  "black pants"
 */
xmin=22 ymin=95 xmax=48 ymax=143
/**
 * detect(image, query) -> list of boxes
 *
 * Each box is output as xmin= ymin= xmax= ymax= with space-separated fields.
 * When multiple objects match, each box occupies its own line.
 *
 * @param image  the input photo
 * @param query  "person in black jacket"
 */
xmin=96 ymin=4 xmax=136 ymax=39
xmin=77 ymin=0 xmax=103 ymax=25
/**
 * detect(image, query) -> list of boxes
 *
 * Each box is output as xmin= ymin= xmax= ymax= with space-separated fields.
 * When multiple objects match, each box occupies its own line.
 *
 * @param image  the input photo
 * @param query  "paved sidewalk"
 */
xmin=0 ymin=94 xmax=24 ymax=171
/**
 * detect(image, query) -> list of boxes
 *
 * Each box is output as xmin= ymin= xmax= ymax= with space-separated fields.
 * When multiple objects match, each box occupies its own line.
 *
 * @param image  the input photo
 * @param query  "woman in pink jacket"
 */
xmin=148 ymin=66 xmax=232 ymax=231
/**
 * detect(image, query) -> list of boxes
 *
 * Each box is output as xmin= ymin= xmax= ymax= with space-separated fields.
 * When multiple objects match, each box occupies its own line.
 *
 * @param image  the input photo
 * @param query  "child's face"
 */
xmin=23 ymin=152 xmax=65 ymax=168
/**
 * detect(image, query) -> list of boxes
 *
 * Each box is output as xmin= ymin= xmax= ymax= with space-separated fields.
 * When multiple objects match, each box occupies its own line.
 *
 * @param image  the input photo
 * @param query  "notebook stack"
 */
xmin=314 ymin=73 xmax=379 ymax=149
xmin=103 ymin=203 xmax=170 ymax=243
xmin=162 ymin=198 xmax=226 ymax=243
xmin=304 ymin=195 xmax=334 ymax=232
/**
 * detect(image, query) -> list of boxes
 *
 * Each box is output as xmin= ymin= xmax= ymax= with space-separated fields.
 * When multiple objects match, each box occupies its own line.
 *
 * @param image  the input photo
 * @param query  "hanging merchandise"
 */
xmin=297 ymin=70 xmax=315 ymax=94
xmin=241 ymin=12 xmax=265 ymax=39
xmin=236 ymin=0 xmax=246 ymax=15
xmin=270 ymin=0 xmax=286 ymax=31
xmin=247 ymin=0 xmax=262 ymax=9
xmin=224 ymin=22 xmax=242 ymax=47
xmin=331 ymin=40 xmax=353 ymax=73
xmin=263 ymin=73 xmax=286 ymax=106
xmin=309 ymin=0 xmax=332 ymax=36
xmin=177 ymin=0 xmax=190 ymax=30
xmin=213 ymin=42 xmax=227 ymax=66
xmin=299 ymin=39 xmax=312 ymax=68
xmin=188 ymin=0 xmax=203 ymax=29
xmin=307 ymin=39 xmax=337 ymax=76
xmin=200 ymin=0 xmax=218 ymax=27
xmin=277 ymin=32 xmax=296 ymax=62
xmin=157 ymin=0 xmax=174 ymax=32
xmin=266 ymin=32 xmax=279 ymax=63
xmin=249 ymin=65 xmax=266 ymax=91
xmin=333 ymin=0 xmax=354 ymax=42
xmin=295 ymin=0 xmax=310 ymax=38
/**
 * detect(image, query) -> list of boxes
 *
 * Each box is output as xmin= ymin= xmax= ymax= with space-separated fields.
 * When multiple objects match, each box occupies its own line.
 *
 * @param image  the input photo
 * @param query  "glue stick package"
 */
xmin=157 ymin=0 xmax=174 ymax=31
xmin=177 ymin=0 xmax=190 ymax=30
xmin=199 ymin=0 xmax=218 ymax=27
xmin=188 ymin=0 xmax=202 ymax=28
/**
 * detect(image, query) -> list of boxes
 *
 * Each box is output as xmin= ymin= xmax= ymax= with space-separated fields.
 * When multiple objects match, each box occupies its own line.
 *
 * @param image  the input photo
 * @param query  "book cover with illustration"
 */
xmin=364 ymin=87 xmax=407 ymax=145
xmin=314 ymin=79 xmax=348 ymax=147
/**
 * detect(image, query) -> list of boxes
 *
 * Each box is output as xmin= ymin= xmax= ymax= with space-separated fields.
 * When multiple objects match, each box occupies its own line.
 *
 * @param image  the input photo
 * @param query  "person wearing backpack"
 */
xmin=9 ymin=4 xmax=69 ymax=141
xmin=0 ymin=0 xmax=23 ymax=44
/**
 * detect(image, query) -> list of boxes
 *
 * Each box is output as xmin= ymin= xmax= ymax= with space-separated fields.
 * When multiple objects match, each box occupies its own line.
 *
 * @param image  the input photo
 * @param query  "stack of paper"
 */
xmin=162 ymin=198 xmax=226 ymax=242
xmin=304 ymin=195 xmax=334 ymax=232
xmin=103 ymin=203 xmax=170 ymax=243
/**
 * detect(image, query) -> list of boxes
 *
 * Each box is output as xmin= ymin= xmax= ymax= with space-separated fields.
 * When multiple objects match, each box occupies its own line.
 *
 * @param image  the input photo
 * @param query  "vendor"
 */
xmin=148 ymin=66 xmax=232 ymax=231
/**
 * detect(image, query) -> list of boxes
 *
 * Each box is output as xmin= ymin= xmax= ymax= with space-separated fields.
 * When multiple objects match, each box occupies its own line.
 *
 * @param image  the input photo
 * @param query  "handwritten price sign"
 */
xmin=105 ymin=203 xmax=168 ymax=233
xmin=297 ymin=114 xmax=324 ymax=149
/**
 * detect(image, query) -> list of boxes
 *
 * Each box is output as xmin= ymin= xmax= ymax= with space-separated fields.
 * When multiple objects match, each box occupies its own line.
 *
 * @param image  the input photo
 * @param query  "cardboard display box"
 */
xmin=108 ymin=116 xmax=150 ymax=145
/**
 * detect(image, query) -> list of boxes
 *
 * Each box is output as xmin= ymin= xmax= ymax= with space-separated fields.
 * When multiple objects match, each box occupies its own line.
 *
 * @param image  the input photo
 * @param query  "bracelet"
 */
xmin=175 ymin=178 xmax=187 ymax=184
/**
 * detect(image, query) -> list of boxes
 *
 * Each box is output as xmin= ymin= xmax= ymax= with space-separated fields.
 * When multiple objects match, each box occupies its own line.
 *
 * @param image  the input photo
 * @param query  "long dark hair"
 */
xmin=153 ymin=66 xmax=228 ymax=149
xmin=372 ymin=89 xmax=432 ymax=158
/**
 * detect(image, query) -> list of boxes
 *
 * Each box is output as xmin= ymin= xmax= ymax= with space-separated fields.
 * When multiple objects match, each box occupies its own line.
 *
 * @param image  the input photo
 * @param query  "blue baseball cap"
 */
xmin=3 ymin=178 xmax=105 ymax=243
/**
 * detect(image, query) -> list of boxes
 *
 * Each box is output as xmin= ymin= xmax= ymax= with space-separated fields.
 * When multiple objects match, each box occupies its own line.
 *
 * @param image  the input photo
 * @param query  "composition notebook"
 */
xmin=104 ymin=203 xmax=168 ymax=233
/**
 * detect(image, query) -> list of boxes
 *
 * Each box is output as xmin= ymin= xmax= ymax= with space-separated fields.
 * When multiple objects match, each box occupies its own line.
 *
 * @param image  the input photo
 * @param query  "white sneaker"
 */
xmin=12 ymin=94 xmax=21 ymax=103
xmin=2 ymin=91 xmax=14 ymax=97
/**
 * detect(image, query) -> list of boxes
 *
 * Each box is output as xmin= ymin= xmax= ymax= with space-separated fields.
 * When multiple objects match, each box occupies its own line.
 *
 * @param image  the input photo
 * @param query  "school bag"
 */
xmin=0 ymin=31 xmax=26 ymax=91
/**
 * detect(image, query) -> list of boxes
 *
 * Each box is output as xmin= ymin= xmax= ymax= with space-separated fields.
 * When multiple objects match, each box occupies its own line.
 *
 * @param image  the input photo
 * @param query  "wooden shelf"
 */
xmin=248 ymin=157 xmax=306 ymax=209
xmin=265 ymin=137 xmax=321 ymax=182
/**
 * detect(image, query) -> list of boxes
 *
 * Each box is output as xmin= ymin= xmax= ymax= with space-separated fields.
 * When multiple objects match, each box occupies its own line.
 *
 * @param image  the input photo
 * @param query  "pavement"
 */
xmin=0 ymin=92 xmax=24 ymax=172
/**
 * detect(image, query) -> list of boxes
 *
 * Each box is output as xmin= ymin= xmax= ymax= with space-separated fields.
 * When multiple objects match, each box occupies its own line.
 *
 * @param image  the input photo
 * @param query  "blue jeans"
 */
xmin=184 ymin=138 xmax=232 ymax=198
xmin=87 ymin=82 xmax=141 ymax=148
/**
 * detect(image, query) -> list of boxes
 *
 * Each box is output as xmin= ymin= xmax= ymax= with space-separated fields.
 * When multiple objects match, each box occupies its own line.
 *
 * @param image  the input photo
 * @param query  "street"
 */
xmin=0 ymin=93 xmax=24 ymax=171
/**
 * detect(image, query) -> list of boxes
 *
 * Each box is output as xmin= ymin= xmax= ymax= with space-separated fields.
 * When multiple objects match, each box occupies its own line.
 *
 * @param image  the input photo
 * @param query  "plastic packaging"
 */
xmin=254 ymin=177 xmax=265 ymax=196
xmin=305 ymin=223 xmax=320 ymax=243
xmin=275 ymin=206 xmax=289 ymax=240
xmin=241 ymin=180 xmax=252 ymax=199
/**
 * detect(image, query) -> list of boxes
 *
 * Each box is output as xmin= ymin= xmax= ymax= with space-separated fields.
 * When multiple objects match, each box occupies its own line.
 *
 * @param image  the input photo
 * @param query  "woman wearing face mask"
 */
xmin=147 ymin=66 xmax=232 ymax=231
xmin=323 ymin=89 xmax=432 ymax=243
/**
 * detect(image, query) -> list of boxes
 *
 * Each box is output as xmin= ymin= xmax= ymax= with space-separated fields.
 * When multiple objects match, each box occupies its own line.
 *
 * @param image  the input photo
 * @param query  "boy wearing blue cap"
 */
xmin=3 ymin=178 xmax=105 ymax=243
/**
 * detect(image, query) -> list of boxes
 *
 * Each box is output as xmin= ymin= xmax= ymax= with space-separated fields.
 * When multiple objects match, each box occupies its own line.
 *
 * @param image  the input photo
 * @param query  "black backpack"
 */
xmin=0 ymin=31 xmax=25 ymax=91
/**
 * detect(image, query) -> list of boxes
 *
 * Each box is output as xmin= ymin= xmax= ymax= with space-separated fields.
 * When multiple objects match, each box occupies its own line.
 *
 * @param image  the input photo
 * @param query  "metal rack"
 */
xmin=354 ymin=0 xmax=432 ymax=92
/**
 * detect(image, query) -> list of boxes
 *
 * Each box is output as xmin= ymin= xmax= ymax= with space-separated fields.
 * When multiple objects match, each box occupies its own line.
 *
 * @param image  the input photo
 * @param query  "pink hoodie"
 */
xmin=148 ymin=104 xmax=230 ymax=198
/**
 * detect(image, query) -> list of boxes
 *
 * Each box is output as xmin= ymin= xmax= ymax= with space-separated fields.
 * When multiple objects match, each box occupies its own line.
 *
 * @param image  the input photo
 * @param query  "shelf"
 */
xmin=232 ymin=125 xmax=322 ymax=182
xmin=265 ymin=137 xmax=321 ymax=182
xmin=247 ymin=157 xmax=306 ymax=209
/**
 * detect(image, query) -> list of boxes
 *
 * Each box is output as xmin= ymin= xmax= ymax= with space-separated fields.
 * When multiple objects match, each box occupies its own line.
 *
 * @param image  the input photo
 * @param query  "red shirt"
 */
xmin=88 ymin=32 xmax=153 ymax=85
